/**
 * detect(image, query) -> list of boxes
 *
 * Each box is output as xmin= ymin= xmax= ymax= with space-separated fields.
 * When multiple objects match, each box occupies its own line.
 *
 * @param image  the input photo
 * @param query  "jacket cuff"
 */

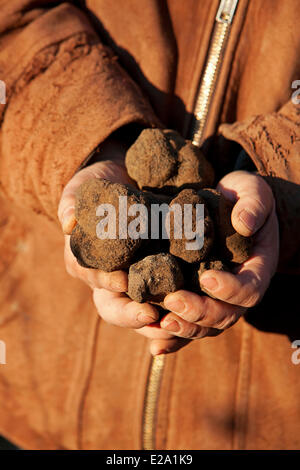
xmin=0 ymin=30 xmax=158 ymax=222
xmin=218 ymin=101 xmax=300 ymax=274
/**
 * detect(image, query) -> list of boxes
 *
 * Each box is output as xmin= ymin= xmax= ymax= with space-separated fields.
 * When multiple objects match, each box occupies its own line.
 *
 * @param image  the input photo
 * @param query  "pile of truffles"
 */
xmin=70 ymin=128 xmax=252 ymax=308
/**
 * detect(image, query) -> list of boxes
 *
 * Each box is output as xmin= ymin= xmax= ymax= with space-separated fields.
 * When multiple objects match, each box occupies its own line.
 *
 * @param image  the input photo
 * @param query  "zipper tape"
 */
xmin=142 ymin=355 xmax=165 ymax=450
xmin=142 ymin=0 xmax=240 ymax=450
xmin=190 ymin=0 xmax=239 ymax=147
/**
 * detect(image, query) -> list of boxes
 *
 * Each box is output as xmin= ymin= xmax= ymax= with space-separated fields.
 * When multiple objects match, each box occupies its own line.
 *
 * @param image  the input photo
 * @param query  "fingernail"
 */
xmin=137 ymin=313 xmax=157 ymax=324
xmin=200 ymin=277 xmax=218 ymax=291
xmin=62 ymin=207 xmax=76 ymax=234
xmin=164 ymin=299 xmax=185 ymax=314
xmin=239 ymin=209 xmax=257 ymax=232
xmin=63 ymin=217 xmax=77 ymax=234
xmin=162 ymin=319 xmax=180 ymax=333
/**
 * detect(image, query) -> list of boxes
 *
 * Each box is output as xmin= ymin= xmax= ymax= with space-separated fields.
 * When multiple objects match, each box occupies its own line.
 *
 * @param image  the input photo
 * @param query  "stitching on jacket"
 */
xmin=76 ymin=315 xmax=101 ymax=450
xmin=232 ymin=321 xmax=252 ymax=449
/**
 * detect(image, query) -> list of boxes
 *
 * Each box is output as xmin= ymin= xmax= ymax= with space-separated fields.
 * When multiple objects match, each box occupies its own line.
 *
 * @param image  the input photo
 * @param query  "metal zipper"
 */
xmin=190 ymin=0 xmax=239 ymax=146
xmin=142 ymin=354 xmax=165 ymax=450
xmin=141 ymin=0 xmax=239 ymax=450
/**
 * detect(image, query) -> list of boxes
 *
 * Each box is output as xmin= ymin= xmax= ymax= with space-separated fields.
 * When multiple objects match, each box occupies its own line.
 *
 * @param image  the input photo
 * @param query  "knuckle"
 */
xmin=214 ymin=313 xmax=237 ymax=330
xmin=134 ymin=309 xmax=143 ymax=325
xmin=194 ymin=326 xmax=209 ymax=338
xmin=183 ymin=324 xmax=201 ymax=339
xmin=223 ymin=288 xmax=239 ymax=304
xmin=242 ymin=291 xmax=261 ymax=308
xmin=253 ymin=197 xmax=267 ymax=214
xmin=196 ymin=297 xmax=209 ymax=321
xmin=181 ymin=307 xmax=203 ymax=323
xmin=103 ymin=272 xmax=126 ymax=292
xmin=106 ymin=276 xmax=119 ymax=291
xmin=122 ymin=302 xmax=133 ymax=318
xmin=127 ymin=304 xmax=147 ymax=327
xmin=241 ymin=279 xmax=262 ymax=307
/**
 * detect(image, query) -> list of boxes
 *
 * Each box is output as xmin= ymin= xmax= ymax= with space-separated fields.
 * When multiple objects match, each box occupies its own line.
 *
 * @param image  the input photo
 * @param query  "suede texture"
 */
xmin=0 ymin=0 xmax=299 ymax=450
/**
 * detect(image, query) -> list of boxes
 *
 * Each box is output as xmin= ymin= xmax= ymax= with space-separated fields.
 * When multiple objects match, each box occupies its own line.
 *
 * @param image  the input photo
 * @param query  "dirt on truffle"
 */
xmin=71 ymin=179 xmax=150 ymax=272
xmin=71 ymin=129 xmax=253 ymax=302
xmin=198 ymin=188 xmax=252 ymax=264
xmin=198 ymin=259 xmax=228 ymax=277
xmin=168 ymin=189 xmax=214 ymax=263
xmin=127 ymin=253 xmax=184 ymax=306
xmin=125 ymin=128 xmax=214 ymax=193
xmin=198 ymin=259 xmax=229 ymax=297
xmin=186 ymin=259 xmax=228 ymax=296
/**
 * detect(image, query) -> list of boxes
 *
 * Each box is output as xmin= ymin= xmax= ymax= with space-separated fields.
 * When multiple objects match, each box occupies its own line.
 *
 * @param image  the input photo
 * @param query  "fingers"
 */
xmin=58 ymin=165 xmax=101 ymax=234
xmin=149 ymin=338 xmax=191 ymax=356
xmin=160 ymin=190 xmax=279 ymax=335
xmin=217 ymin=170 xmax=274 ymax=236
xmin=58 ymin=161 xmax=131 ymax=234
xmin=160 ymin=312 xmax=222 ymax=338
xmin=134 ymin=323 xmax=192 ymax=354
xmin=59 ymin=205 xmax=77 ymax=235
xmin=60 ymin=160 xmax=134 ymax=289
xmin=199 ymin=267 xmax=262 ymax=308
xmin=198 ymin=256 xmax=269 ymax=308
xmin=164 ymin=290 xmax=245 ymax=328
xmin=93 ymin=288 xmax=160 ymax=329
xmin=198 ymin=203 xmax=279 ymax=306
xmin=134 ymin=323 xmax=191 ymax=355
xmin=135 ymin=324 xmax=175 ymax=340
xmin=148 ymin=312 xmax=221 ymax=355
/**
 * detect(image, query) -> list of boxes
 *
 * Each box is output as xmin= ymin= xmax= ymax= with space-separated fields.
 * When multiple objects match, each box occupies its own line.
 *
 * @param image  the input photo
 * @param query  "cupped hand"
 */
xmin=58 ymin=157 xmax=163 ymax=332
xmin=155 ymin=170 xmax=279 ymax=355
xmin=59 ymin=163 xmax=279 ymax=357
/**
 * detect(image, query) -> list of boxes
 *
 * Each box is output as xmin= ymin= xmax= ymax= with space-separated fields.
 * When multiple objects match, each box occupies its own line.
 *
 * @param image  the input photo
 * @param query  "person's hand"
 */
xmin=153 ymin=170 xmax=280 ymax=354
xmin=58 ymin=150 xmax=175 ymax=343
xmin=59 ymin=160 xmax=279 ymax=356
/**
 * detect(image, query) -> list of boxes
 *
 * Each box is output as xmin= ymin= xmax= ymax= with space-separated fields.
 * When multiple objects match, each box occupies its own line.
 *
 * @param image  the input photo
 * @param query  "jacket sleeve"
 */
xmin=219 ymin=100 xmax=300 ymax=274
xmin=0 ymin=1 xmax=159 ymax=221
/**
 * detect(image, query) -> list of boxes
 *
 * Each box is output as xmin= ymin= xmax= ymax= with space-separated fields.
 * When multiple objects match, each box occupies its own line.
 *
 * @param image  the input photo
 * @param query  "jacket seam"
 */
xmin=77 ymin=315 xmax=101 ymax=450
xmin=232 ymin=320 xmax=252 ymax=449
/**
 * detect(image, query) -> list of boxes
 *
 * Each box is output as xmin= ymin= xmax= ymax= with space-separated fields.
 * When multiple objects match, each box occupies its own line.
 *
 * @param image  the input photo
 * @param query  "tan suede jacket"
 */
xmin=0 ymin=0 xmax=299 ymax=450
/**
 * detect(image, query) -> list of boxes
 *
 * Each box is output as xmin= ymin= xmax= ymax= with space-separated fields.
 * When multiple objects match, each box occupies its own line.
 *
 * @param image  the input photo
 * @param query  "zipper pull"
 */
xmin=216 ymin=0 xmax=239 ymax=24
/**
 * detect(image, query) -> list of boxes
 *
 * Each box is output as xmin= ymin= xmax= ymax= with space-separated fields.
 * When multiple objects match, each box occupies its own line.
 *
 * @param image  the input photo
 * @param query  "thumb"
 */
xmin=57 ymin=164 xmax=103 ymax=234
xmin=217 ymin=171 xmax=274 ymax=237
xmin=57 ymin=189 xmax=77 ymax=235
xmin=57 ymin=160 xmax=131 ymax=234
